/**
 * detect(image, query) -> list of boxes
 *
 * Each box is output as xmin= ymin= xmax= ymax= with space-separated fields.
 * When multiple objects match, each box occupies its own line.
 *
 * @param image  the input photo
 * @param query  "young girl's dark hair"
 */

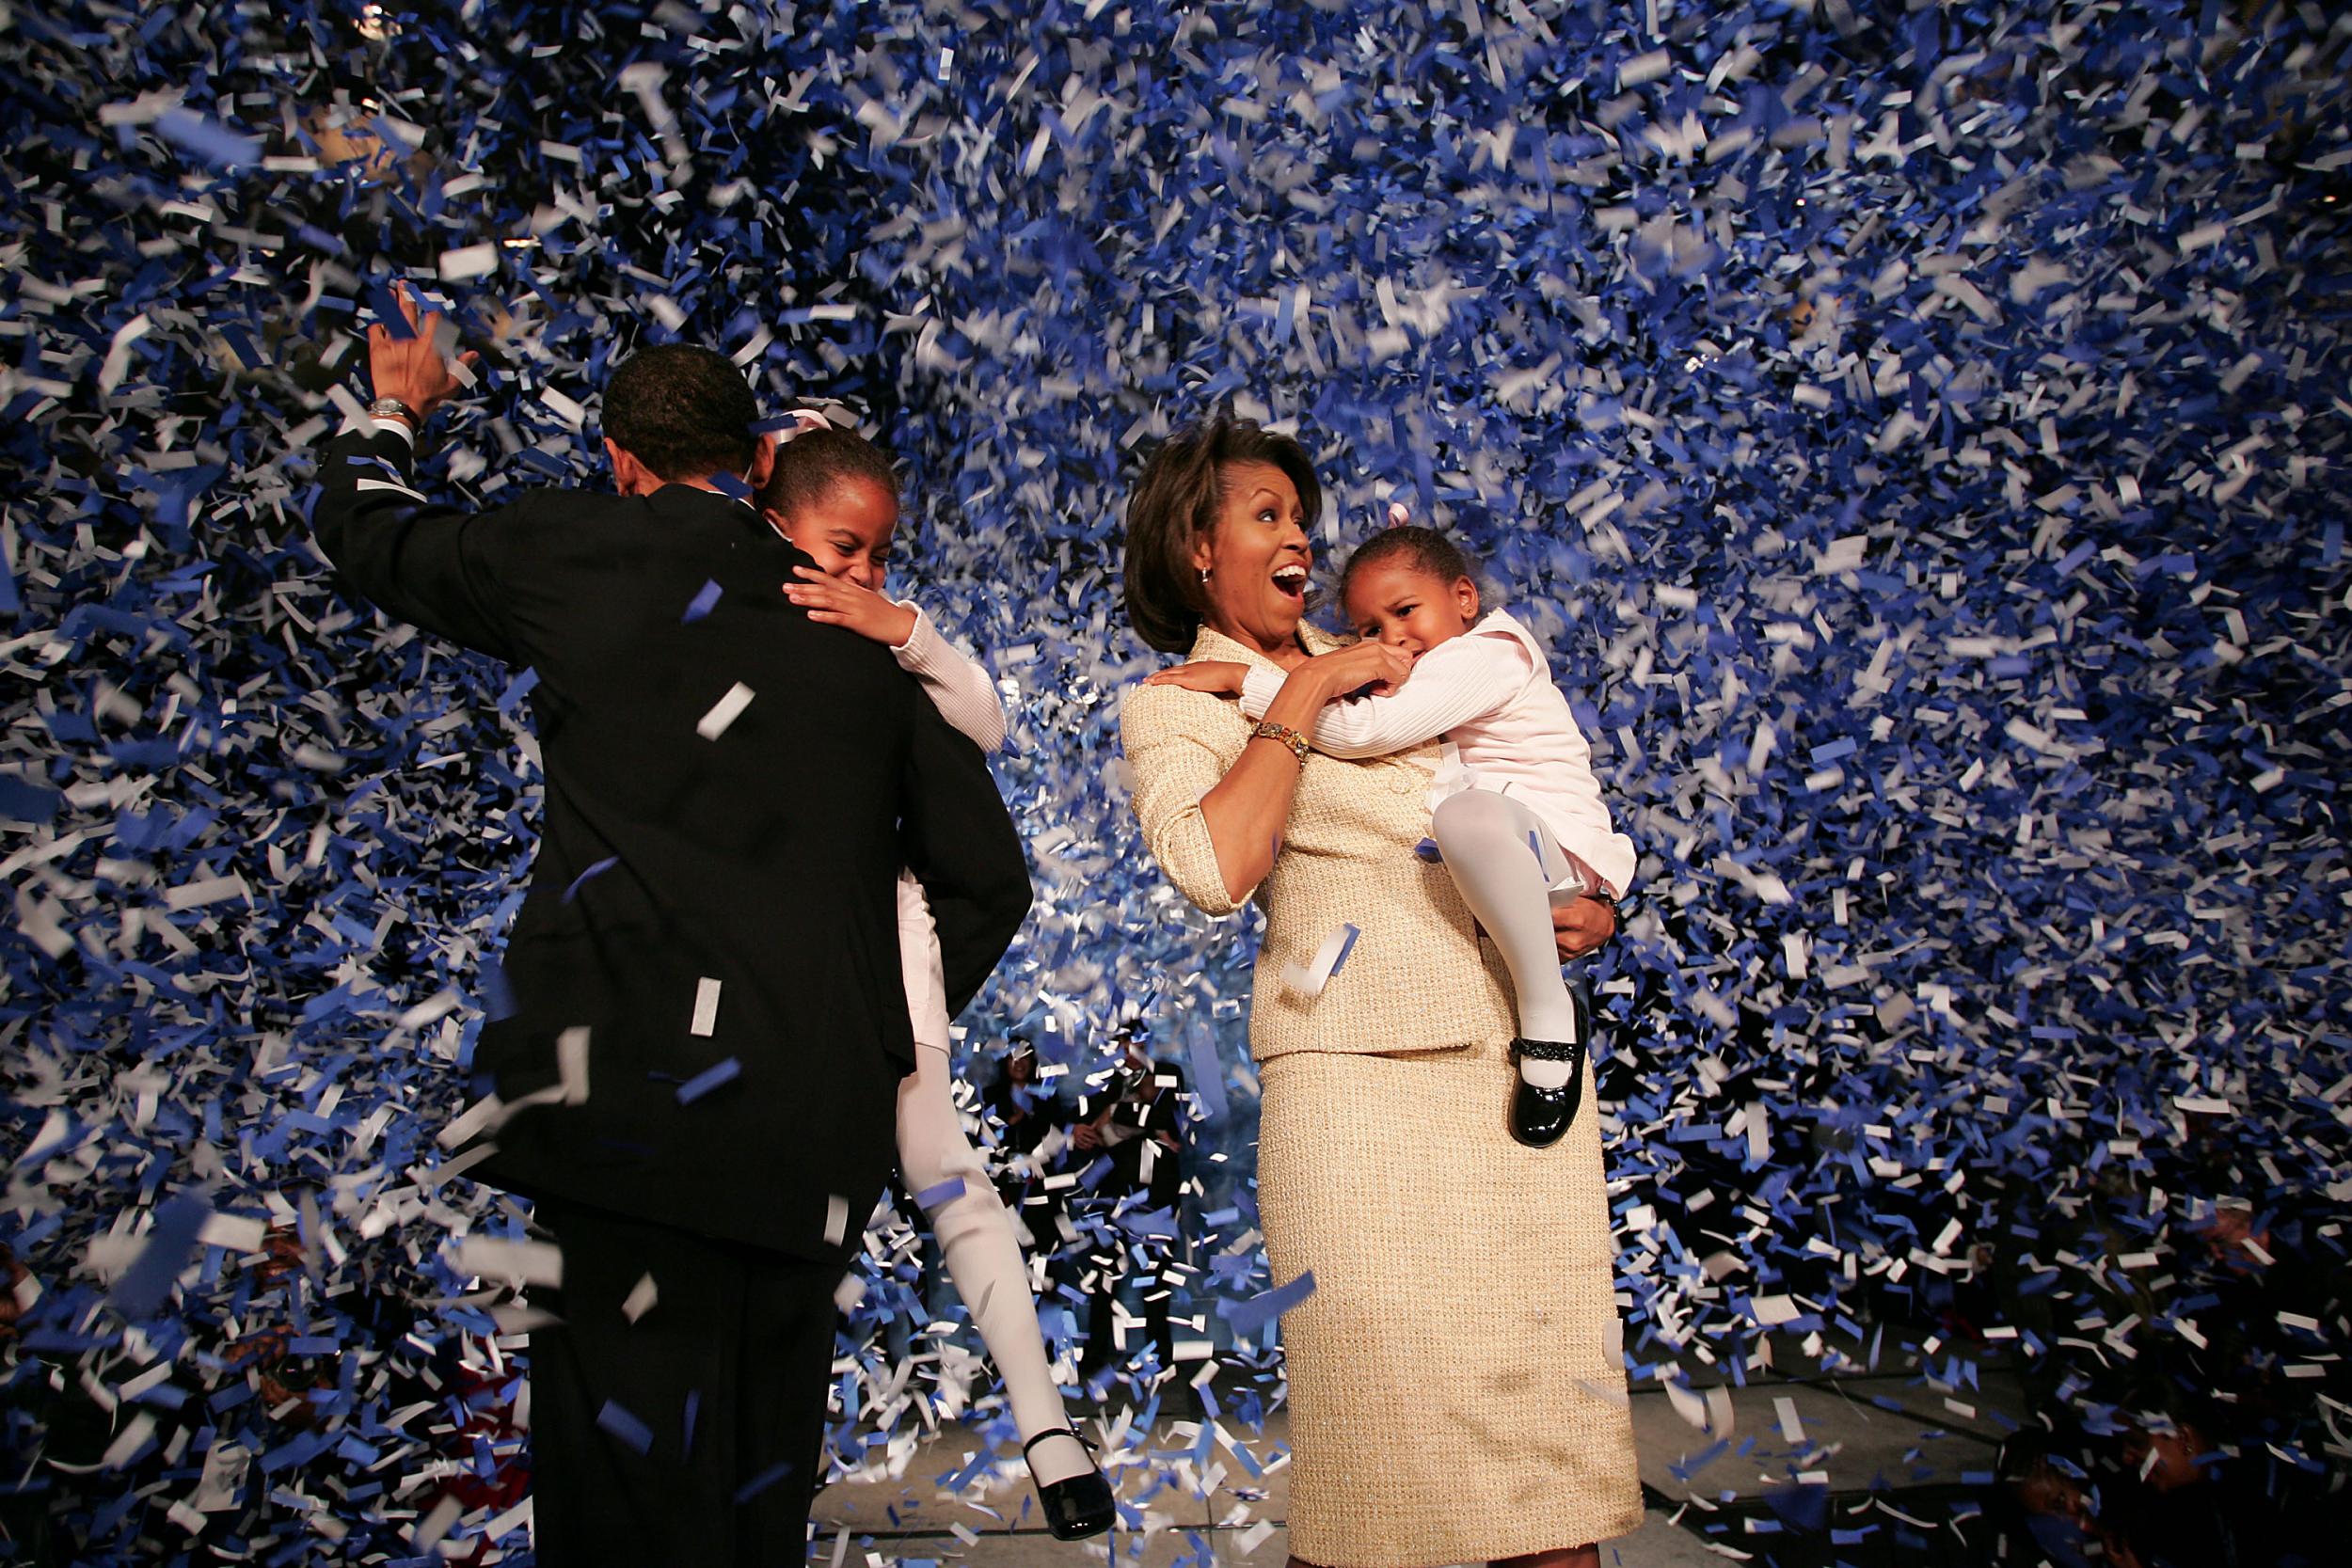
xmin=1338 ymin=524 xmax=1474 ymax=606
xmin=1122 ymin=412 xmax=1324 ymax=654
xmin=755 ymin=423 xmax=898 ymax=521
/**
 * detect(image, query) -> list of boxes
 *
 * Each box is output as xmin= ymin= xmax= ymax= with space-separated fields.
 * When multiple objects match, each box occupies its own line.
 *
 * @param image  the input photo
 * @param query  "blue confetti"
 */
xmin=104 ymin=1193 xmax=212 ymax=1321
xmin=596 ymin=1400 xmax=654 ymax=1456
xmin=675 ymin=1058 xmax=741 ymax=1106
xmin=732 ymin=1457 xmax=794 ymax=1504
xmin=913 ymin=1177 xmax=966 ymax=1210
xmin=563 ymin=856 xmax=620 ymax=903
xmin=1216 ymin=1271 xmax=1316 ymax=1338
xmin=151 ymin=108 xmax=260 ymax=168
xmin=1184 ymin=1009 xmax=1229 ymax=1124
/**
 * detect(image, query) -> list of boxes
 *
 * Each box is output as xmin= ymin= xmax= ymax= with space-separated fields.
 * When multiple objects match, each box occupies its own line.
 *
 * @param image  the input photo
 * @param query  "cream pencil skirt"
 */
xmin=1256 ymin=1035 xmax=1644 ymax=1567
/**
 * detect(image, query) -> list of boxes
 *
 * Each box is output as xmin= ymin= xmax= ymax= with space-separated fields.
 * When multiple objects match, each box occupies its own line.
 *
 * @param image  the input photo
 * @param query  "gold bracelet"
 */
xmin=1249 ymin=720 xmax=1311 ymax=766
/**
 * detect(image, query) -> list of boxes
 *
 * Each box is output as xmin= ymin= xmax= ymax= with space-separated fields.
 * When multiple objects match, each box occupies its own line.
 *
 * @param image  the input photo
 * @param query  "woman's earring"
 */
xmin=1199 ymin=566 xmax=1213 ymax=585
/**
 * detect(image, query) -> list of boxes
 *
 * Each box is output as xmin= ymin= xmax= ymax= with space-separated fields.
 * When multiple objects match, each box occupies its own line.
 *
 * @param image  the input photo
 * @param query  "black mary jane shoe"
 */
xmin=1510 ymin=990 xmax=1591 ymax=1149
xmin=1022 ymin=1427 xmax=1115 ymax=1541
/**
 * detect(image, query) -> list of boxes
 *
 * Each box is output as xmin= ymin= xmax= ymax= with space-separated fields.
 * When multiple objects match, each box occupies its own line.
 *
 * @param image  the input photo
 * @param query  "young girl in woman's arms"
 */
xmin=1148 ymin=525 xmax=1633 ymax=1148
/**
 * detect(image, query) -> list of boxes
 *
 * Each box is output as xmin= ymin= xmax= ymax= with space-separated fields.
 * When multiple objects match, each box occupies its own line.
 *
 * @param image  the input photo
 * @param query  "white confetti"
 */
xmin=695 ymin=682 xmax=755 ymax=739
xmin=437 ymin=243 xmax=500 ymax=281
xmin=689 ymin=977 xmax=722 ymax=1037
xmin=557 ymin=1024 xmax=591 ymax=1103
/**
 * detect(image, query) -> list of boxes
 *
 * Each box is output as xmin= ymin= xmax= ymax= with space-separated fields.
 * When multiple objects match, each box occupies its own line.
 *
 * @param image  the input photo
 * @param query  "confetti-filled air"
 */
xmin=3 ymin=0 xmax=2348 ymax=1564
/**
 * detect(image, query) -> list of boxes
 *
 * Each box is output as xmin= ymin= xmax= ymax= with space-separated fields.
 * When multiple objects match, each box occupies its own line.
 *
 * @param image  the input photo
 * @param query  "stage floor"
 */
xmin=809 ymin=1364 xmax=2023 ymax=1564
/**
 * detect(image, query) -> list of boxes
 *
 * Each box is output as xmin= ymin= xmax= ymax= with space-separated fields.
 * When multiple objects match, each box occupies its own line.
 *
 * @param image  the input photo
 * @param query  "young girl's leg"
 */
xmin=894 ymin=1053 xmax=1093 ymax=1485
xmin=1430 ymin=788 xmax=1581 ymax=1085
xmin=892 ymin=874 xmax=1097 ymax=1494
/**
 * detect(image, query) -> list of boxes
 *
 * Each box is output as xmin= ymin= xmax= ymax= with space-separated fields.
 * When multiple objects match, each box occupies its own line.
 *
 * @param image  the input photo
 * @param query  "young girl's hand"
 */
xmin=1307 ymin=639 xmax=1413 ymax=700
xmin=1144 ymin=660 xmax=1248 ymax=696
xmin=784 ymin=565 xmax=919 ymax=646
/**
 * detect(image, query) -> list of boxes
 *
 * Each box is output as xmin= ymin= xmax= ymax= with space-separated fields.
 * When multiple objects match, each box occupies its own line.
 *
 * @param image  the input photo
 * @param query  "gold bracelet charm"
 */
xmin=1250 ymin=720 xmax=1311 ymax=766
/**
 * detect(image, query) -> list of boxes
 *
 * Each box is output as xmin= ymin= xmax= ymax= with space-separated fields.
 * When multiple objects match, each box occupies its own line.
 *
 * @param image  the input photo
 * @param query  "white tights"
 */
xmin=1429 ymin=789 xmax=1596 ymax=1089
xmin=895 ymin=879 xmax=1092 ymax=1487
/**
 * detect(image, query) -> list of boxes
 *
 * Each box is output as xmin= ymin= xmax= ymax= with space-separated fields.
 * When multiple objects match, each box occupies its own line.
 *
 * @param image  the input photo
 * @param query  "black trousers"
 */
xmin=529 ymin=1198 xmax=843 ymax=1567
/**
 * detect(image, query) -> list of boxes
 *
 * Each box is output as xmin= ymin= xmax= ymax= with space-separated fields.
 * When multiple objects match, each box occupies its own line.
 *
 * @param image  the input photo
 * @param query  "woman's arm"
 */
xmin=1123 ymin=642 xmax=1406 ymax=909
xmin=1552 ymin=895 xmax=1616 ymax=960
xmin=1235 ymin=633 xmax=1527 ymax=758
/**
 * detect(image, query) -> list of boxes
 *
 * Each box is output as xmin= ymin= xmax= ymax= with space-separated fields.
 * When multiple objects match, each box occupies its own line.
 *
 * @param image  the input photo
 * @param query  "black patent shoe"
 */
xmin=1023 ymin=1427 xmax=1115 ymax=1541
xmin=1511 ymin=995 xmax=1590 ymax=1148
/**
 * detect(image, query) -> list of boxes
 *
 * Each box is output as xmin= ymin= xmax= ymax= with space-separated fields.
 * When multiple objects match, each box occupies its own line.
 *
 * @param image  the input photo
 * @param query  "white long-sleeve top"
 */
xmin=891 ymin=600 xmax=1006 ymax=753
xmin=890 ymin=601 xmax=1008 ymax=1050
xmin=1239 ymin=609 xmax=1636 ymax=897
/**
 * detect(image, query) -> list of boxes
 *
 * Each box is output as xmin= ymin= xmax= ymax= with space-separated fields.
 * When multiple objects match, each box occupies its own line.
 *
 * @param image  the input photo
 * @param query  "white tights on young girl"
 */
xmin=894 ymin=876 xmax=1094 ymax=1488
xmin=1429 ymin=788 xmax=1601 ymax=1088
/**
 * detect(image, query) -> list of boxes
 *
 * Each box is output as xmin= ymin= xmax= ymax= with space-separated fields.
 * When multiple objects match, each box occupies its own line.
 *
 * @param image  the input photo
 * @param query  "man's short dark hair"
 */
xmin=1121 ymin=412 xmax=1322 ymax=655
xmin=600 ymin=345 xmax=758 ymax=482
xmin=755 ymin=424 xmax=898 ymax=522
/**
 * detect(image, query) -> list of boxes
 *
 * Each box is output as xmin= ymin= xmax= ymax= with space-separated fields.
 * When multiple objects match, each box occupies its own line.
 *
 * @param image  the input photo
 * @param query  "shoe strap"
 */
xmin=1513 ymin=1037 xmax=1581 ymax=1062
xmin=1023 ymin=1426 xmax=1096 ymax=1459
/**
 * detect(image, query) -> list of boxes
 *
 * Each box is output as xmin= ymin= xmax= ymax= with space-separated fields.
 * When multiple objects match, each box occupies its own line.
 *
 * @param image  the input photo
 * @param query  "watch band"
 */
xmin=367 ymin=396 xmax=421 ymax=428
xmin=1249 ymin=720 xmax=1311 ymax=767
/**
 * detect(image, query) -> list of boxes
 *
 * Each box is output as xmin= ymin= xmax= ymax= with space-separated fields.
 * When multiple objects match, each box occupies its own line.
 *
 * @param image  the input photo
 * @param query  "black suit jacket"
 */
xmin=310 ymin=424 xmax=1031 ymax=1258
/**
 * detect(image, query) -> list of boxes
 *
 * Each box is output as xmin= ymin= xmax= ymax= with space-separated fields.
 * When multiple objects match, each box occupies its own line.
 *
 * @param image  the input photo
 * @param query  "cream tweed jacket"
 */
xmin=1120 ymin=622 xmax=1518 ymax=1062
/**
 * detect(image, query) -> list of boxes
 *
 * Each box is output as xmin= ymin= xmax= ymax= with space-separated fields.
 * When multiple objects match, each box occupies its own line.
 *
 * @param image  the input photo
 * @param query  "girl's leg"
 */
xmin=895 ymin=1055 xmax=1093 ymax=1485
xmin=1430 ymin=789 xmax=1579 ymax=1086
xmin=891 ymin=873 xmax=1092 ymax=1488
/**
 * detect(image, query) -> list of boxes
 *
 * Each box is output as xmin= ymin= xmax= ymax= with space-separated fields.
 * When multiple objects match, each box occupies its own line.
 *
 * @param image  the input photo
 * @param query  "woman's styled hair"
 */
xmin=1337 ymin=524 xmax=1475 ymax=608
xmin=601 ymin=344 xmax=759 ymax=481
xmin=755 ymin=422 xmax=898 ymax=522
xmin=1121 ymin=412 xmax=1323 ymax=655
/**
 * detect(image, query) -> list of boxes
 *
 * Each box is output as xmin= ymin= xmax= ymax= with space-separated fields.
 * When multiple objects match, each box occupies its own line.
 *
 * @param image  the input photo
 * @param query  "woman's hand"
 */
xmin=784 ymin=565 xmax=919 ymax=645
xmin=1552 ymin=895 xmax=1616 ymax=960
xmin=1302 ymin=639 xmax=1413 ymax=701
xmin=1145 ymin=660 xmax=1248 ymax=696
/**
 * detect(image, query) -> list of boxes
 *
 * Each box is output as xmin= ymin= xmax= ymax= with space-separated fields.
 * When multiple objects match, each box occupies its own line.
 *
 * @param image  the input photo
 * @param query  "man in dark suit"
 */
xmin=310 ymin=289 xmax=1030 ymax=1565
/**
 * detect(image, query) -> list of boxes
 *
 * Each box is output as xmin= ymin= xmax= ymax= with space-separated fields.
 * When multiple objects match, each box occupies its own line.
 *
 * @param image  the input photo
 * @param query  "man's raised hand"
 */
xmin=367 ymin=282 xmax=480 ymax=420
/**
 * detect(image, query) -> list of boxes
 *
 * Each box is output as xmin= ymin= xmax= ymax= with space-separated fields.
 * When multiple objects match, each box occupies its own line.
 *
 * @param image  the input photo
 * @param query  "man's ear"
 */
xmin=744 ymin=431 xmax=779 ymax=492
xmin=606 ymin=438 xmax=654 ymax=498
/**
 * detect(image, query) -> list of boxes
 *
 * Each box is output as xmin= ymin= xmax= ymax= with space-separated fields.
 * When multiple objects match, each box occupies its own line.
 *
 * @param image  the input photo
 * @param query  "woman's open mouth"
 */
xmin=1271 ymin=563 xmax=1309 ymax=600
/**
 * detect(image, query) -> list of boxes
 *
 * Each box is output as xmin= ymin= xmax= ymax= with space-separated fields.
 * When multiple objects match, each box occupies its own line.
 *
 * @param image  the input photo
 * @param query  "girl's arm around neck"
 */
xmin=1236 ymin=630 xmax=1526 ymax=758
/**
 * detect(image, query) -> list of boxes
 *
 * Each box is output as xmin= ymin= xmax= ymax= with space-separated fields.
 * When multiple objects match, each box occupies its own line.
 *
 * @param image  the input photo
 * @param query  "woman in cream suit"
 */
xmin=1117 ymin=415 xmax=1643 ymax=1568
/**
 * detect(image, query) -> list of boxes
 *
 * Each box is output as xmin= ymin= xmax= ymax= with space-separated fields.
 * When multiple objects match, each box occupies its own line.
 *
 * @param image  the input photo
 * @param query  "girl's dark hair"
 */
xmin=755 ymin=423 xmax=898 ymax=521
xmin=601 ymin=344 xmax=759 ymax=481
xmin=1121 ymin=413 xmax=1323 ymax=655
xmin=1338 ymin=525 xmax=1474 ymax=609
